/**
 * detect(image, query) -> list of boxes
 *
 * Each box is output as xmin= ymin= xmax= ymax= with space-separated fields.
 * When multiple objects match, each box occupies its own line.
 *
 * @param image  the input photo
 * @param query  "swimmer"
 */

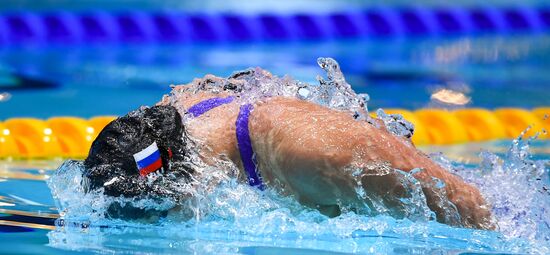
xmin=84 ymin=62 xmax=494 ymax=230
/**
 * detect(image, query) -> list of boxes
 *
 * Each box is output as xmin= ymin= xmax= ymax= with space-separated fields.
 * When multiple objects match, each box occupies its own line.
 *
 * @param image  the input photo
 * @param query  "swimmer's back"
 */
xmin=160 ymin=90 xmax=493 ymax=229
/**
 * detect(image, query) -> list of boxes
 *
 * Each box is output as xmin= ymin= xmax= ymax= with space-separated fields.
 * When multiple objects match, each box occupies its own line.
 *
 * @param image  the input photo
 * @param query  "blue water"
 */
xmin=0 ymin=140 xmax=546 ymax=254
xmin=2 ymin=35 xmax=550 ymax=119
xmin=0 ymin=30 xmax=549 ymax=254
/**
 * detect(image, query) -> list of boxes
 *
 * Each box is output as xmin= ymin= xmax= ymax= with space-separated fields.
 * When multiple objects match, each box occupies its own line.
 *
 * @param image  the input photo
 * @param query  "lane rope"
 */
xmin=0 ymin=107 xmax=548 ymax=159
xmin=0 ymin=7 xmax=549 ymax=45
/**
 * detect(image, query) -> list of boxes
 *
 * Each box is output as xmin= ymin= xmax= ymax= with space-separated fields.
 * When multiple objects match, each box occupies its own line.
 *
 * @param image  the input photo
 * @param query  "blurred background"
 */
xmin=1 ymin=0 xmax=549 ymax=119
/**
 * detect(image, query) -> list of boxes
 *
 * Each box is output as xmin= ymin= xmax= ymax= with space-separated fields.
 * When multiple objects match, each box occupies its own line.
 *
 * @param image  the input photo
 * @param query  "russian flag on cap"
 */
xmin=133 ymin=141 xmax=163 ymax=176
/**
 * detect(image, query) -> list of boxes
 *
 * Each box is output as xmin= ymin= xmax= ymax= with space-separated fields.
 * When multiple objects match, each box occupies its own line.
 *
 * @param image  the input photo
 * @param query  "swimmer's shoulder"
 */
xmin=257 ymin=96 xmax=344 ymax=114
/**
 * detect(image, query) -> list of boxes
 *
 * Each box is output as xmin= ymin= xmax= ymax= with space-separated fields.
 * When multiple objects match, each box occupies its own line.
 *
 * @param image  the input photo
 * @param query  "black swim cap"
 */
xmin=83 ymin=105 xmax=194 ymax=201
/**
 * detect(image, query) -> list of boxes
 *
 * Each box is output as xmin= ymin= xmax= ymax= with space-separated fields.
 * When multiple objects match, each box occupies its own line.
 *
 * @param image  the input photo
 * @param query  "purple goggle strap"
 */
xmin=235 ymin=103 xmax=264 ymax=190
xmin=187 ymin=96 xmax=235 ymax=117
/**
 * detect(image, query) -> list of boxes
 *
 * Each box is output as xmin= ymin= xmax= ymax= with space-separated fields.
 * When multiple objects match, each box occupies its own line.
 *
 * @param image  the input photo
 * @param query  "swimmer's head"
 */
xmin=83 ymin=105 xmax=194 ymax=218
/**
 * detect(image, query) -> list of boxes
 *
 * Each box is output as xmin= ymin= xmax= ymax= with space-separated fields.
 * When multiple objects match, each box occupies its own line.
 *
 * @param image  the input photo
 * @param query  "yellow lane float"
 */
xmin=0 ymin=116 xmax=117 ymax=159
xmin=4 ymin=118 xmax=61 ymax=158
xmin=414 ymin=109 xmax=468 ymax=145
xmin=88 ymin=116 xmax=117 ymax=139
xmin=494 ymin=108 xmax=543 ymax=138
xmin=0 ymin=122 xmax=18 ymax=158
xmin=0 ymin=107 xmax=549 ymax=159
xmin=453 ymin=108 xmax=507 ymax=141
xmin=47 ymin=117 xmax=95 ymax=158
xmin=532 ymin=107 xmax=550 ymax=138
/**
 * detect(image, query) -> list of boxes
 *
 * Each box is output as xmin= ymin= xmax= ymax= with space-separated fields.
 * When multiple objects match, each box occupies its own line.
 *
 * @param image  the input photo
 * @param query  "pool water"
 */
xmin=2 ymin=35 xmax=550 ymax=119
xmin=1 ymin=34 xmax=549 ymax=254
xmin=0 ymin=139 xmax=547 ymax=254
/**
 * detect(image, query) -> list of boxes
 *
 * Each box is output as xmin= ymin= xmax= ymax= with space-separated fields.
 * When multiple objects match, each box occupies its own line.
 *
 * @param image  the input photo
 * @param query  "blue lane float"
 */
xmin=1 ymin=7 xmax=550 ymax=45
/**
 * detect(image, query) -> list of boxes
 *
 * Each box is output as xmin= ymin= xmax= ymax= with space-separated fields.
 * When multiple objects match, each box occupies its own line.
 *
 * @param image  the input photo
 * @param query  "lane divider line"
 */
xmin=0 ymin=108 xmax=548 ymax=159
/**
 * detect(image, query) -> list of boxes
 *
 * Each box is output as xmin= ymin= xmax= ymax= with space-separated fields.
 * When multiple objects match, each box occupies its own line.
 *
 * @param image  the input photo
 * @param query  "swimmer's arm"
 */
xmin=250 ymin=98 xmax=494 ymax=229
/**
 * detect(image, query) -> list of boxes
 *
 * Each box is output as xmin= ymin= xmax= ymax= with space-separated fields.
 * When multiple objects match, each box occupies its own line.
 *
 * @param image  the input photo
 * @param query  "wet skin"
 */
xmin=160 ymin=89 xmax=495 ymax=230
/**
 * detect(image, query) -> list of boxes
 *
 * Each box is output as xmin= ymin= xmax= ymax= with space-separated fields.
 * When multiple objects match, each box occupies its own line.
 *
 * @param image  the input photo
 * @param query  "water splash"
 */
xmin=315 ymin=57 xmax=368 ymax=117
xmin=164 ymin=57 xmax=370 ymax=123
xmin=375 ymin=109 xmax=415 ymax=140
xmin=431 ymin=130 xmax=550 ymax=253
xmin=48 ymin=58 xmax=550 ymax=254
